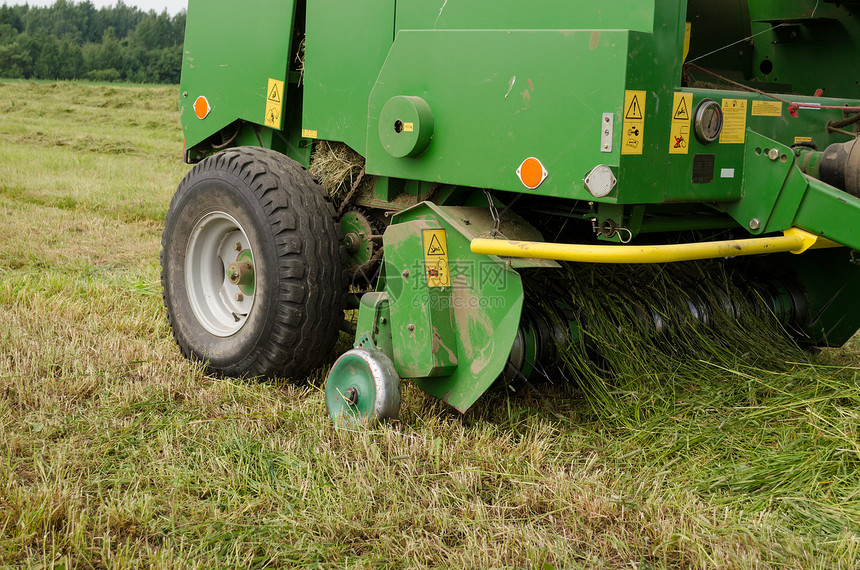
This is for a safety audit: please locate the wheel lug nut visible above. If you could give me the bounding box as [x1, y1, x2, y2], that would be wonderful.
[235, 293, 244, 302]
[234, 242, 242, 251]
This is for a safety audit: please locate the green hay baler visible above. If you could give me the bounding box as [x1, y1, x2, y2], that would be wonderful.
[162, 0, 860, 425]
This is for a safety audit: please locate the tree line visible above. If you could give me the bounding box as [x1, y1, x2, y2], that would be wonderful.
[0, 1, 185, 84]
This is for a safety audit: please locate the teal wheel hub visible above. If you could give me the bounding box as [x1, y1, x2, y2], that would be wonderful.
[326, 348, 401, 427]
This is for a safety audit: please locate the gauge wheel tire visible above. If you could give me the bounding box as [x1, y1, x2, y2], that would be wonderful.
[161, 146, 346, 379]
[326, 348, 401, 428]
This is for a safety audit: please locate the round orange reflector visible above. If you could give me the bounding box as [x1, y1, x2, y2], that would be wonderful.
[516, 157, 547, 189]
[194, 96, 211, 119]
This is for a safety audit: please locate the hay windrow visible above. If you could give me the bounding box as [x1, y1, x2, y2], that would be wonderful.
[308, 140, 366, 201]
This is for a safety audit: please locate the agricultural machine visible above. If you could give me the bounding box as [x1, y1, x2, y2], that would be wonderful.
[162, 0, 860, 425]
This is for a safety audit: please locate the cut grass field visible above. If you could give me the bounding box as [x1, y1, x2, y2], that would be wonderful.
[1, 81, 859, 568]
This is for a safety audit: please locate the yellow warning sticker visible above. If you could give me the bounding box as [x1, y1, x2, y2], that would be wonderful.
[621, 90, 646, 155]
[264, 78, 285, 129]
[403, 122, 414, 133]
[751, 100, 782, 117]
[794, 136, 814, 144]
[301, 129, 318, 139]
[669, 92, 693, 155]
[720, 99, 748, 144]
[423, 229, 450, 288]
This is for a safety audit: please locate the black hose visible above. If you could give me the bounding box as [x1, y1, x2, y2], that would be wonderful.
[791, 140, 818, 151]
[828, 112, 860, 130]
[211, 122, 242, 150]
[827, 126, 858, 138]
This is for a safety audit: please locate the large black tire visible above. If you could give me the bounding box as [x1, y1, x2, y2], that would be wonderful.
[161, 147, 346, 378]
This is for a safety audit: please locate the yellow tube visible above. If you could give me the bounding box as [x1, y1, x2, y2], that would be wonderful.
[470, 228, 839, 264]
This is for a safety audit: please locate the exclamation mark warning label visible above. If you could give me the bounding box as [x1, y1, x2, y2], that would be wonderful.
[621, 90, 646, 155]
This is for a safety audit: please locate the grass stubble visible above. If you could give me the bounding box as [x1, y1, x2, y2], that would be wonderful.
[0, 80, 858, 568]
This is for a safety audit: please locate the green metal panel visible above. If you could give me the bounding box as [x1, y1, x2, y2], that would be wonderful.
[647, 87, 860, 205]
[767, 249, 860, 346]
[359, 203, 526, 412]
[395, 0, 655, 33]
[180, 0, 296, 151]
[722, 131, 860, 252]
[367, 2, 697, 205]
[661, 97, 746, 204]
[747, 0, 860, 98]
[664, 89, 858, 202]
[356, 292, 394, 358]
[384, 220, 459, 378]
[725, 132, 806, 235]
[301, 0, 395, 155]
[365, 29, 631, 198]
[683, 1, 860, 98]
[614, 1, 687, 204]
[794, 178, 860, 251]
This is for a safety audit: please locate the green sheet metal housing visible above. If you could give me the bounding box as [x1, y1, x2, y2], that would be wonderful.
[181, 0, 860, 207]
[179, 0, 297, 152]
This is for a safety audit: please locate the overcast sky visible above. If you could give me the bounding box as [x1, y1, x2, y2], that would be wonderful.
[3, 0, 186, 15]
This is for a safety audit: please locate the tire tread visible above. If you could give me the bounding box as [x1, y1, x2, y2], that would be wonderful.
[161, 147, 347, 379]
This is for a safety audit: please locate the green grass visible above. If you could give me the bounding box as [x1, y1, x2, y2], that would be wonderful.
[1, 80, 860, 568]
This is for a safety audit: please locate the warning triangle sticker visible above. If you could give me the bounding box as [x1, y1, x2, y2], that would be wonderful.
[673, 97, 690, 120]
[625, 95, 643, 120]
[426, 234, 445, 255]
[268, 84, 281, 103]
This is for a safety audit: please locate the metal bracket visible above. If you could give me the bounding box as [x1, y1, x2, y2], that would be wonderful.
[601, 113, 614, 153]
[354, 332, 377, 351]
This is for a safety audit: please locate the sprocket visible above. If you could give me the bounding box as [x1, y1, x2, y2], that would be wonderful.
[339, 206, 386, 284]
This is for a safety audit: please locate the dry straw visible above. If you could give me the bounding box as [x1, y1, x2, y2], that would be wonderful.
[308, 140, 366, 201]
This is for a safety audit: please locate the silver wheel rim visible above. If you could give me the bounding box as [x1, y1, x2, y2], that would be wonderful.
[185, 211, 256, 337]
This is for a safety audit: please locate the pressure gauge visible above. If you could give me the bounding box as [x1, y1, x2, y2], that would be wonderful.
[694, 99, 723, 144]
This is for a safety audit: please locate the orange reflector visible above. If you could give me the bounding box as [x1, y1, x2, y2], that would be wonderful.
[516, 157, 547, 189]
[194, 96, 211, 119]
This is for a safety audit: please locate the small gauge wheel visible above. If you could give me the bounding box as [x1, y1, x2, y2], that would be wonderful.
[326, 348, 401, 428]
[694, 99, 724, 144]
